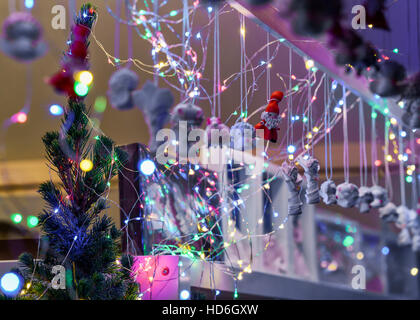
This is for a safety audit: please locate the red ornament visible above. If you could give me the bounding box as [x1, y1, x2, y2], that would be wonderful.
[72, 24, 91, 41]
[254, 91, 284, 143]
[48, 70, 75, 97]
[161, 267, 169, 276]
[70, 40, 88, 60]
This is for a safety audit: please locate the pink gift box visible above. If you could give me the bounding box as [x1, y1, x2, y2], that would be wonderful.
[131, 255, 180, 300]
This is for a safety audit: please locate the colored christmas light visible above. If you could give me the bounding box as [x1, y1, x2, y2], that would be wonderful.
[27, 216, 39, 228]
[180, 290, 190, 300]
[80, 159, 93, 172]
[24, 0, 34, 9]
[342, 235, 354, 247]
[49, 104, 64, 116]
[74, 82, 89, 97]
[139, 159, 156, 176]
[94, 96, 107, 113]
[0, 273, 22, 296]
[11, 213, 23, 224]
[75, 70, 94, 86]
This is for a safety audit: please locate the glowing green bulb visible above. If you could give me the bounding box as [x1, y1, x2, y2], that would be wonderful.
[406, 176, 413, 183]
[169, 10, 177, 16]
[27, 216, 39, 228]
[342, 235, 354, 247]
[371, 112, 378, 119]
[11, 213, 23, 224]
[94, 96, 107, 113]
[393, 48, 399, 54]
[74, 82, 89, 97]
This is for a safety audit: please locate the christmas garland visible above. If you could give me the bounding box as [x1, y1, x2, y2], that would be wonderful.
[210, 0, 419, 129]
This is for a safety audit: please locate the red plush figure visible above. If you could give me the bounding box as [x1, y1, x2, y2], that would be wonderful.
[255, 91, 284, 143]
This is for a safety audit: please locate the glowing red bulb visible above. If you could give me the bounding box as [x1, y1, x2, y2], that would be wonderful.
[12, 112, 27, 124]
[374, 160, 382, 167]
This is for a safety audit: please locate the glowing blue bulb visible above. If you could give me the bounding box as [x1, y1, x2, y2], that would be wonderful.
[207, 7, 213, 13]
[180, 289, 190, 300]
[331, 81, 337, 90]
[400, 131, 407, 137]
[339, 100, 344, 106]
[139, 159, 156, 176]
[287, 145, 296, 154]
[24, 0, 34, 9]
[196, 33, 201, 39]
[49, 104, 63, 116]
[381, 246, 389, 255]
[215, 290, 220, 296]
[0, 273, 21, 295]
[273, 212, 279, 218]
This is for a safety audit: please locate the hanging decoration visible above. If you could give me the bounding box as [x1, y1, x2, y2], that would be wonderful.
[356, 99, 373, 213]
[230, 122, 255, 151]
[0, 11, 47, 62]
[320, 77, 337, 205]
[108, 68, 140, 110]
[280, 161, 303, 216]
[320, 180, 337, 205]
[297, 156, 320, 204]
[370, 185, 389, 209]
[358, 187, 374, 214]
[254, 91, 283, 143]
[133, 81, 174, 152]
[378, 202, 398, 223]
[171, 103, 205, 154]
[336, 86, 359, 208]
[336, 183, 359, 208]
[206, 117, 230, 148]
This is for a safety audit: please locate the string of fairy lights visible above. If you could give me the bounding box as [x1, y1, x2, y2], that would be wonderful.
[1, 0, 419, 300]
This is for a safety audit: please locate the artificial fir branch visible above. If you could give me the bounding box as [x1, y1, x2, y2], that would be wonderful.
[13, 4, 138, 300]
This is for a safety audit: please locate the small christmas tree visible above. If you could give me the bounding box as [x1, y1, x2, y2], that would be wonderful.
[15, 4, 138, 300]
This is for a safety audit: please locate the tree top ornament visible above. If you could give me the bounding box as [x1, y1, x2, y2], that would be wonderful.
[48, 4, 97, 99]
